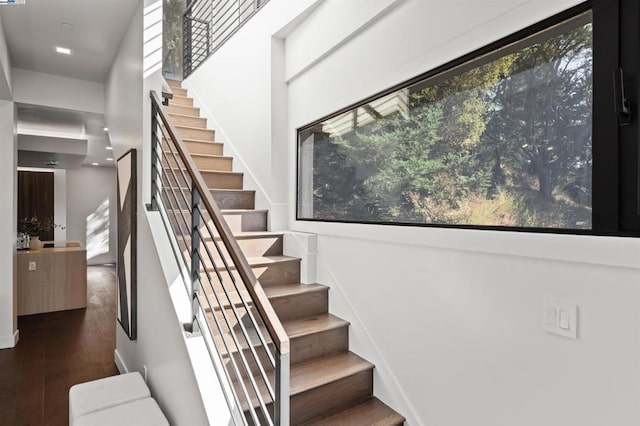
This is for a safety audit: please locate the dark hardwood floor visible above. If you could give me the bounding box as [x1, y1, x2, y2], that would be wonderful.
[0, 265, 120, 426]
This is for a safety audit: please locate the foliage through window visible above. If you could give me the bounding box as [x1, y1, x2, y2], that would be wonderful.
[298, 11, 593, 230]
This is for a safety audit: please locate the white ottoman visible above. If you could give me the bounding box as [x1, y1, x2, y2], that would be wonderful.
[69, 372, 151, 424]
[75, 397, 169, 426]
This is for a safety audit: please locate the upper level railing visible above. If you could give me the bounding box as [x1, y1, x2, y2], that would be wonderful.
[183, 0, 270, 77]
[150, 91, 290, 425]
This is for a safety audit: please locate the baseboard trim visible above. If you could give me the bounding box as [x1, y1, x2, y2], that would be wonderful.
[0, 329, 19, 349]
[114, 349, 129, 374]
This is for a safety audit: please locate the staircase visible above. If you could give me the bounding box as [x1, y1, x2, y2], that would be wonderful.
[164, 79, 405, 426]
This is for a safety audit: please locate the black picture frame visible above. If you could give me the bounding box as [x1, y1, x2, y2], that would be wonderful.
[116, 149, 137, 340]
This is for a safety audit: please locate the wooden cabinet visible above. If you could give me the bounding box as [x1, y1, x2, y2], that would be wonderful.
[17, 243, 87, 316]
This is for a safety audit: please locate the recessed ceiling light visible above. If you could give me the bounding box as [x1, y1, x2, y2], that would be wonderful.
[103, 127, 109, 131]
[106, 146, 113, 150]
[56, 46, 71, 55]
[60, 22, 74, 30]
[106, 158, 113, 161]
[92, 162, 99, 166]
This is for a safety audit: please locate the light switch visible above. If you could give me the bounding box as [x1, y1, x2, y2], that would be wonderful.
[28, 261, 36, 271]
[559, 310, 570, 330]
[542, 299, 578, 339]
[545, 307, 557, 326]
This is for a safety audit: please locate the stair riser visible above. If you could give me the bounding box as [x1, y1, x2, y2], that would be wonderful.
[202, 172, 244, 190]
[220, 324, 347, 377]
[269, 289, 328, 322]
[207, 235, 283, 262]
[171, 87, 188, 97]
[169, 114, 207, 128]
[242, 370, 372, 425]
[178, 234, 283, 260]
[199, 258, 301, 288]
[162, 155, 232, 172]
[166, 79, 182, 88]
[176, 126, 215, 141]
[170, 96, 193, 107]
[223, 211, 267, 233]
[194, 155, 233, 171]
[292, 370, 373, 424]
[211, 190, 255, 210]
[184, 141, 223, 156]
[166, 105, 200, 117]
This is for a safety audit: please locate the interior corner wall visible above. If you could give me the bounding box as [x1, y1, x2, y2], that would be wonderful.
[104, 0, 209, 424]
[66, 166, 116, 265]
[0, 100, 17, 348]
[0, 13, 12, 100]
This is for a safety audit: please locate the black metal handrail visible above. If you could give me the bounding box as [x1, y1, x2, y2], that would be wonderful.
[150, 91, 289, 425]
[183, 0, 270, 78]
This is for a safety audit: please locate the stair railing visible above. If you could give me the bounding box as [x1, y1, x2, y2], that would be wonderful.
[150, 91, 290, 425]
[183, 0, 270, 78]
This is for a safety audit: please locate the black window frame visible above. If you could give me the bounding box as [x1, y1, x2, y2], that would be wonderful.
[296, 0, 640, 237]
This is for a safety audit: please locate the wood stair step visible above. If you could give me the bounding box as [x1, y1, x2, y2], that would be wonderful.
[183, 139, 224, 156]
[238, 352, 374, 425]
[201, 170, 244, 189]
[177, 231, 282, 258]
[197, 255, 301, 287]
[210, 189, 255, 210]
[306, 397, 406, 426]
[162, 153, 233, 172]
[166, 104, 200, 117]
[211, 312, 349, 376]
[169, 95, 193, 107]
[171, 87, 188, 97]
[221, 209, 268, 233]
[266, 283, 329, 322]
[174, 125, 215, 141]
[167, 113, 207, 128]
[165, 78, 182, 88]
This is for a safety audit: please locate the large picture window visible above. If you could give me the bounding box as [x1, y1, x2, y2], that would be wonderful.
[298, 10, 596, 231]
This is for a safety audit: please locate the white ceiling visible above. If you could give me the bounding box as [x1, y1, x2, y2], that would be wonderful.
[0, 0, 139, 83]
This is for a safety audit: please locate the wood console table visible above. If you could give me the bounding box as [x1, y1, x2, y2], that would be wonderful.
[17, 241, 87, 316]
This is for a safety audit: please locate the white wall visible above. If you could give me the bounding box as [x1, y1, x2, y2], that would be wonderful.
[0, 13, 12, 100]
[66, 166, 116, 265]
[0, 100, 17, 349]
[183, 0, 320, 230]
[12, 68, 104, 114]
[186, 0, 640, 424]
[104, 1, 213, 424]
[53, 169, 67, 241]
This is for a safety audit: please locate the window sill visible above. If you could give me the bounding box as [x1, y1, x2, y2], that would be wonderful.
[292, 220, 640, 270]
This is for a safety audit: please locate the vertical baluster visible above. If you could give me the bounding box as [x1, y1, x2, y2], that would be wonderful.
[150, 103, 159, 211]
[275, 350, 290, 426]
[185, 187, 202, 333]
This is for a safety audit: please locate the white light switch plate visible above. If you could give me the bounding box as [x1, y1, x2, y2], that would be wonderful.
[542, 299, 578, 339]
[28, 261, 36, 271]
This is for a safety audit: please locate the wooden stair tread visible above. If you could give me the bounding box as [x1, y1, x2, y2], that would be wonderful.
[183, 138, 222, 145]
[238, 351, 372, 406]
[283, 313, 347, 339]
[307, 397, 405, 426]
[163, 152, 231, 161]
[263, 282, 328, 299]
[197, 169, 243, 176]
[167, 112, 205, 120]
[174, 124, 212, 131]
[221, 209, 268, 214]
[210, 313, 347, 356]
